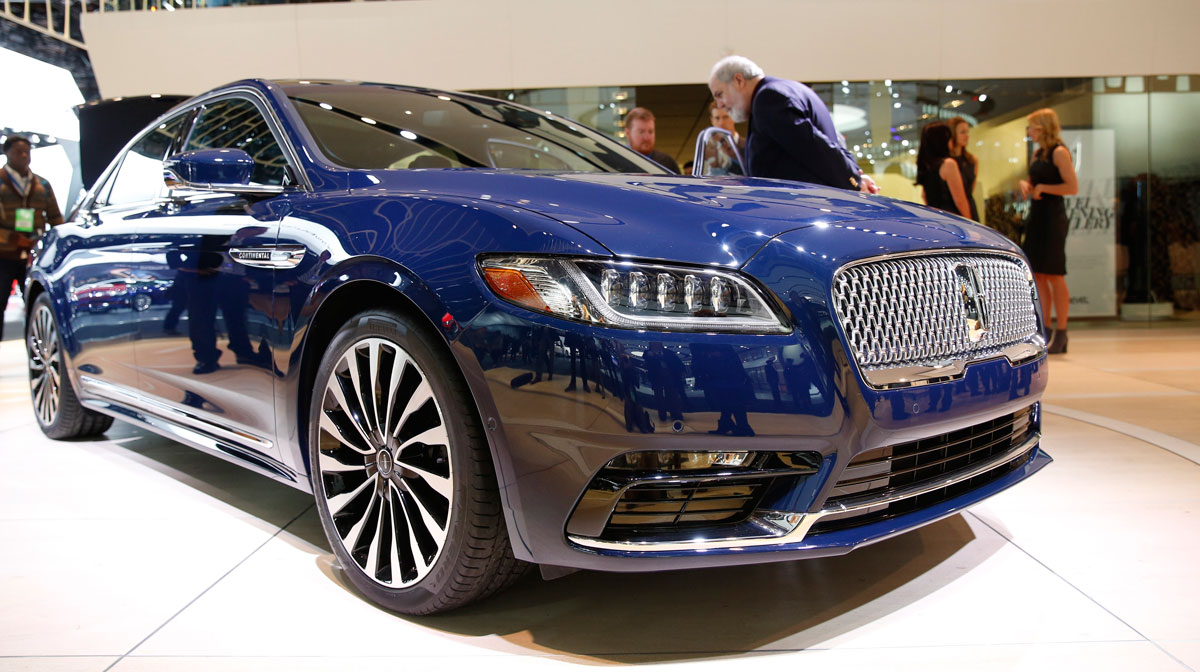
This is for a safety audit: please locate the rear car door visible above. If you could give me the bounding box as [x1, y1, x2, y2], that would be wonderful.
[61, 114, 189, 394]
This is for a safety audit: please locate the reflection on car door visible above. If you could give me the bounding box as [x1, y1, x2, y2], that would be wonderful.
[63, 115, 189, 393]
[131, 96, 289, 462]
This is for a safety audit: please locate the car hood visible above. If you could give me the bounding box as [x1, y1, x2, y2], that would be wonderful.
[347, 170, 1006, 267]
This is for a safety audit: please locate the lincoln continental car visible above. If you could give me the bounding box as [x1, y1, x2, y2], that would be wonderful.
[25, 79, 1050, 614]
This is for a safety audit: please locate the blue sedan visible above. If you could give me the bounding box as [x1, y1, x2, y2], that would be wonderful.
[25, 79, 1051, 614]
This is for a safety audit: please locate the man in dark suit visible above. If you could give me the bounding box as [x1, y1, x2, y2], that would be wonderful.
[708, 55, 878, 194]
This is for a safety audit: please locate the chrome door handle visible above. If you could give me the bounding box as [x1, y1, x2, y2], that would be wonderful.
[230, 246, 305, 269]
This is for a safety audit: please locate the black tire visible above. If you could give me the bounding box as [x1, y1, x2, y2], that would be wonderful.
[26, 293, 114, 439]
[308, 309, 527, 614]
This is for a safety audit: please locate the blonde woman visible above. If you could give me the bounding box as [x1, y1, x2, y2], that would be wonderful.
[1019, 108, 1078, 354]
[947, 116, 979, 221]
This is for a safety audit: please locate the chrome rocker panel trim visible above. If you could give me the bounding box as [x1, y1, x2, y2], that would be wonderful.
[567, 431, 1040, 553]
[78, 377, 302, 488]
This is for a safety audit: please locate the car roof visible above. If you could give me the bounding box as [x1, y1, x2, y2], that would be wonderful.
[272, 79, 470, 102]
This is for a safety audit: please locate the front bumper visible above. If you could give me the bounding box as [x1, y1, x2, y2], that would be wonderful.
[452, 300, 1049, 572]
[563, 446, 1051, 570]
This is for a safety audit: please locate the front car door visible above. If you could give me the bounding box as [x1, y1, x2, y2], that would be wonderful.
[131, 95, 295, 465]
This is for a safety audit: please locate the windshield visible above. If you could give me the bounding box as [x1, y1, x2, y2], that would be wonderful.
[283, 83, 667, 174]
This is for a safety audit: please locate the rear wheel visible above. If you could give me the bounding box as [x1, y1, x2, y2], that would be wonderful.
[308, 310, 527, 614]
[27, 294, 113, 439]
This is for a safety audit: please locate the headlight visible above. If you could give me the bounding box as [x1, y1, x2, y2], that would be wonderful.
[479, 256, 790, 334]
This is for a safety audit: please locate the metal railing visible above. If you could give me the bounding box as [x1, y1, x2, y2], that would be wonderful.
[1, 0, 85, 48]
[92, 0, 356, 11]
[1, 0, 358, 48]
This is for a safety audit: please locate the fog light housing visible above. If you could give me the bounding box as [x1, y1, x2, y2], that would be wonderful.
[606, 451, 755, 471]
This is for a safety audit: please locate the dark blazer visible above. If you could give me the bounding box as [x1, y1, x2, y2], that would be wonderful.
[744, 76, 861, 190]
[643, 149, 680, 175]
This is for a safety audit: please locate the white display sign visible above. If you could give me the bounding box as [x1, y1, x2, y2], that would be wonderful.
[1061, 129, 1117, 317]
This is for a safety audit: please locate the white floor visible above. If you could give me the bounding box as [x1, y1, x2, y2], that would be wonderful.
[1, 313, 1198, 671]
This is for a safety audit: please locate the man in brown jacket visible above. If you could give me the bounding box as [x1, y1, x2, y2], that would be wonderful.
[1, 135, 63, 342]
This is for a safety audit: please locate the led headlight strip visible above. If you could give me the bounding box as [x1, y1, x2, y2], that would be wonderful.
[479, 256, 789, 334]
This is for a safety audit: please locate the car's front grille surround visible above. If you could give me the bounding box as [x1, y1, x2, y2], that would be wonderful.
[567, 451, 824, 544]
[812, 405, 1037, 533]
[831, 252, 1039, 375]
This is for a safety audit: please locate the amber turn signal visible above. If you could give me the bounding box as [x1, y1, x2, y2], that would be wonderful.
[482, 267, 551, 312]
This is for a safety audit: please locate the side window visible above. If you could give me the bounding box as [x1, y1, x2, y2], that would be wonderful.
[185, 98, 288, 186]
[104, 114, 189, 208]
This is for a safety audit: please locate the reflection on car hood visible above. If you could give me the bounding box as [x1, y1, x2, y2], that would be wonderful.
[349, 170, 997, 267]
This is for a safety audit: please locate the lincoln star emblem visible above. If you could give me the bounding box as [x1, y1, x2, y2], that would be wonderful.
[377, 450, 393, 476]
[954, 264, 989, 343]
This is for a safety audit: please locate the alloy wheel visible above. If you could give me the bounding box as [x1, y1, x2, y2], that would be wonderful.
[316, 337, 453, 588]
[28, 304, 61, 427]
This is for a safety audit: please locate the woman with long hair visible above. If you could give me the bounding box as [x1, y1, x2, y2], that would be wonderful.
[946, 116, 979, 221]
[1019, 108, 1078, 354]
[915, 122, 971, 219]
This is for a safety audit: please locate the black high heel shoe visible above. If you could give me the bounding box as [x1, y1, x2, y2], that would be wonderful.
[1048, 328, 1068, 354]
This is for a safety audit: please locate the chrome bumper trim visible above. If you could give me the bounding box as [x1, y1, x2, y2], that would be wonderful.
[861, 340, 1046, 389]
[567, 431, 1040, 553]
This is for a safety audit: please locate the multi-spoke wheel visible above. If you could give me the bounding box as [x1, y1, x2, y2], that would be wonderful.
[26, 294, 113, 439]
[309, 310, 527, 614]
[28, 300, 61, 427]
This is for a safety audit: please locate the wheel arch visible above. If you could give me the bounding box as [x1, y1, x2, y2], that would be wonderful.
[23, 278, 45, 317]
[293, 263, 451, 474]
[291, 258, 530, 558]
[23, 271, 80, 371]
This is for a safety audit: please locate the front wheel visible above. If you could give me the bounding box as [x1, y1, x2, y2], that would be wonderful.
[308, 310, 527, 614]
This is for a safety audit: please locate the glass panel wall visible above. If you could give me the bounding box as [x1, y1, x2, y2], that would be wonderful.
[474, 76, 1198, 326]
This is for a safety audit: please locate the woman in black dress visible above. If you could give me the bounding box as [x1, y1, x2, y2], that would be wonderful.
[916, 122, 972, 219]
[947, 116, 979, 221]
[1019, 108, 1078, 354]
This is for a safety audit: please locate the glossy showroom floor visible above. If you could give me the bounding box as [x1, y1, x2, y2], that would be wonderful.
[2, 298, 1199, 672]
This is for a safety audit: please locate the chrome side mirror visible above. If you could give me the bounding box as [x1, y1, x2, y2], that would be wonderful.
[692, 127, 745, 178]
[164, 148, 286, 196]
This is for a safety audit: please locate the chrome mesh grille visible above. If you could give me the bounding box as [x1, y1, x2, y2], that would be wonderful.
[831, 253, 1038, 371]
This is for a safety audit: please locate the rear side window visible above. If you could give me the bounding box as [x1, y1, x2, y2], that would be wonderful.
[103, 114, 188, 208]
[185, 98, 288, 186]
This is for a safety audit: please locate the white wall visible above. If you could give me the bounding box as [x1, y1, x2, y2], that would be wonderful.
[83, 0, 1200, 99]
